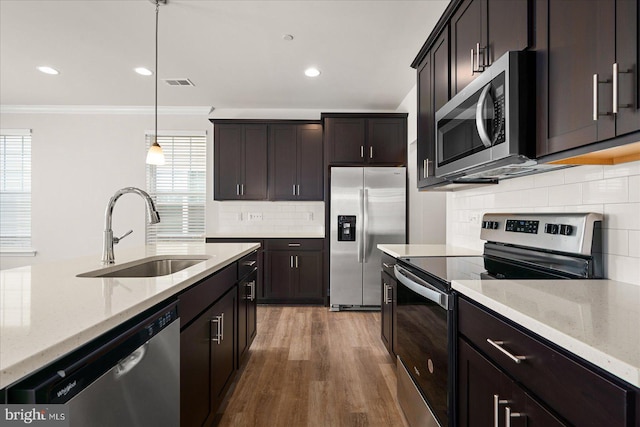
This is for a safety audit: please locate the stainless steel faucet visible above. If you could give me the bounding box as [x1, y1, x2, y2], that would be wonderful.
[102, 187, 161, 264]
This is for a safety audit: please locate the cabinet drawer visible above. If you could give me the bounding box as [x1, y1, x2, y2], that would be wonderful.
[380, 253, 397, 277]
[264, 238, 323, 251]
[458, 298, 630, 427]
[179, 264, 236, 327]
[238, 250, 258, 280]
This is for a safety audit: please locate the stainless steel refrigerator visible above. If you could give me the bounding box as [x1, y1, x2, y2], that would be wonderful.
[329, 167, 406, 310]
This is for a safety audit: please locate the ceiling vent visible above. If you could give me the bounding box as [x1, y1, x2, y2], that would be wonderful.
[163, 78, 195, 86]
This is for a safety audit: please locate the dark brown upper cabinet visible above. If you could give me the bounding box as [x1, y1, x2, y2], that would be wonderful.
[417, 29, 450, 189]
[537, 0, 640, 158]
[269, 123, 323, 201]
[214, 123, 268, 200]
[451, 0, 530, 95]
[322, 113, 407, 166]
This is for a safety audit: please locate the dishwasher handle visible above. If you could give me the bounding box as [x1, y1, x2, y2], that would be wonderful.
[114, 342, 149, 379]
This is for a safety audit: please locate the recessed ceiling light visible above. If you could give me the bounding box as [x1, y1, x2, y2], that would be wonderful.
[135, 67, 153, 76]
[305, 67, 321, 77]
[37, 66, 59, 75]
[283, 34, 294, 41]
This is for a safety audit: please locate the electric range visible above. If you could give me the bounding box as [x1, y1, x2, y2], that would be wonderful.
[393, 212, 604, 427]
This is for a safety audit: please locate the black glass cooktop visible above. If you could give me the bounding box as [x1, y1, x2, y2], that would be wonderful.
[399, 256, 488, 286]
[399, 254, 574, 290]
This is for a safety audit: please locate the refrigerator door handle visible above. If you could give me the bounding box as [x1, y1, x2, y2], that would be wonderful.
[357, 189, 364, 263]
[363, 188, 369, 263]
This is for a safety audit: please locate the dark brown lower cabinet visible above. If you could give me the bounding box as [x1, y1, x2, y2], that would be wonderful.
[263, 239, 324, 303]
[458, 339, 565, 427]
[458, 297, 633, 427]
[237, 269, 257, 365]
[181, 286, 237, 427]
[380, 271, 396, 358]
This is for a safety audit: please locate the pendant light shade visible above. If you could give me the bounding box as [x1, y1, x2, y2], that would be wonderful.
[146, 139, 165, 165]
[145, 0, 166, 165]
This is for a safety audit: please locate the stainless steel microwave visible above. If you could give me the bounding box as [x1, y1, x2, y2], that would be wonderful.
[435, 51, 547, 181]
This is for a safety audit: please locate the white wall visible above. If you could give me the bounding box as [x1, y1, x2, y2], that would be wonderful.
[396, 86, 447, 244]
[0, 111, 211, 269]
[446, 161, 640, 286]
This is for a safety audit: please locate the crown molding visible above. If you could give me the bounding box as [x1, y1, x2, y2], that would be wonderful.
[0, 105, 213, 115]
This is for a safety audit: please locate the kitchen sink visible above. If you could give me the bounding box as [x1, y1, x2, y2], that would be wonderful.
[77, 255, 210, 278]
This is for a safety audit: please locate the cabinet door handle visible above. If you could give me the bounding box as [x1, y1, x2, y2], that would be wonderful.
[241, 184, 244, 196]
[470, 48, 475, 75]
[613, 62, 633, 114]
[382, 262, 395, 268]
[211, 314, 223, 344]
[296, 184, 300, 196]
[360, 145, 364, 158]
[369, 146, 373, 159]
[486, 339, 526, 364]
[384, 284, 392, 304]
[295, 255, 299, 268]
[493, 395, 509, 427]
[505, 407, 524, 427]
[236, 184, 240, 196]
[593, 73, 613, 120]
[471, 43, 486, 74]
[593, 73, 599, 121]
[246, 280, 255, 301]
[293, 184, 296, 196]
[423, 159, 429, 179]
[290, 255, 294, 268]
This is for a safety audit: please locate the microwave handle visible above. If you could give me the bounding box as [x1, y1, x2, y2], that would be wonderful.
[475, 83, 494, 148]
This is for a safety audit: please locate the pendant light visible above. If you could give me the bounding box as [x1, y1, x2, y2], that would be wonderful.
[146, 0, 166, 165]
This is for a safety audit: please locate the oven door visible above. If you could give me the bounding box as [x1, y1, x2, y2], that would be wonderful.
[394, 265, 454, 427]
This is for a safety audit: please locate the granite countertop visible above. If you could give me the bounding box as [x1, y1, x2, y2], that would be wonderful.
[377, 244, 482, 258]
[0, 242, 259, 389]
[452, 279, 640, 388]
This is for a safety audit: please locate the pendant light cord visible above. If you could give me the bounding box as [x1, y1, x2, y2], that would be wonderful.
[154, 0, 159, 146]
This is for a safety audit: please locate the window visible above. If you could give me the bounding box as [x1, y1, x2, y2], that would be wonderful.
[146, 131, 206, 243]
[0, 129, 32, 253]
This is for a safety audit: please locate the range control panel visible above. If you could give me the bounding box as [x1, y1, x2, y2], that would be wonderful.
[479, 212, 603, 256]
[505, 219, 539, 234]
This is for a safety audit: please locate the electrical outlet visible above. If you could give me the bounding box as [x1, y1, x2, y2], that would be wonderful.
[247, 212, 263, 221]
[306, 212, 314, 221]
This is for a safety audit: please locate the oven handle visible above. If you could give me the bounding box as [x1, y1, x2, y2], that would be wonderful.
[394, 265, 452, 310]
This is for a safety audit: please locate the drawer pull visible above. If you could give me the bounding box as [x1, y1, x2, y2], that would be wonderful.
[382, 262, 395, 268]
[486, 339, 526, 364]
[242, 260, 257, 267]
[288, 243, 301, 247]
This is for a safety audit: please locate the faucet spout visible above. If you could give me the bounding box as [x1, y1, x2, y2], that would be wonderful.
[102, 187, 160, 264]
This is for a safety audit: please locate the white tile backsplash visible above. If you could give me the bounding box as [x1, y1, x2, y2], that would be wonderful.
[582, 177, 629, 204]
[446, 160, 640, 286]
[210, 201, 325, 236]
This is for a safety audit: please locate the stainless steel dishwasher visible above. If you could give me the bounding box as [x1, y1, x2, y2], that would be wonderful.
[8, 301, 180, 426]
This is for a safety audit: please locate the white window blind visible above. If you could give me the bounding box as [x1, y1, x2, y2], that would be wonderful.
[0, 130, 32, 251]
[145, 132, 206, 243]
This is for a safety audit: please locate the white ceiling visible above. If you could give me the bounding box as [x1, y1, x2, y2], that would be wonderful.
[0, 0, 449, 111]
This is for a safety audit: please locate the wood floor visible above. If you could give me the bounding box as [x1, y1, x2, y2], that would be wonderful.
[218, 306, 409, 427]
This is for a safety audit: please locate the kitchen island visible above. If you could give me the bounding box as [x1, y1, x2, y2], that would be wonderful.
[0, 242, 259, 390]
